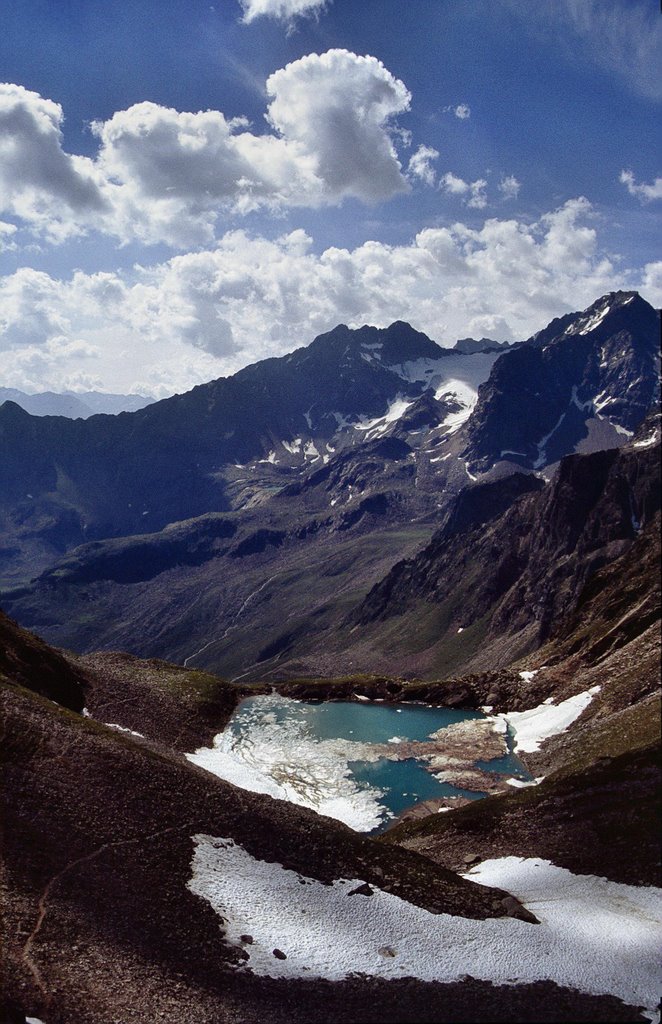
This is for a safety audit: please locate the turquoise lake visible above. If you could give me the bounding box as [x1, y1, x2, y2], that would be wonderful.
[223, 696, 531, 833]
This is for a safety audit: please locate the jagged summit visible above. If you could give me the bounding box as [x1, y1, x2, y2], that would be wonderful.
[528, 291, 651, 348]
[453, 337, 511, 355]
[301, 319, 445, 366]
[462, 290, 660, 471]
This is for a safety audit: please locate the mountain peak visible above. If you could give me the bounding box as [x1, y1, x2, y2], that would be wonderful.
[527, 290, 656, 351]
[453, 337, 511, 355]
[562, 290, 642, 337]
[306, 320, 443, 365]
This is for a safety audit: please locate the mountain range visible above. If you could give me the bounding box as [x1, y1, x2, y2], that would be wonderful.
[0, 388, 154, 419]
[1, 290, 658, 683]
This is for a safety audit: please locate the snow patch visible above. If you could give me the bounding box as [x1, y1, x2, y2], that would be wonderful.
[634, 432, 659, 449]
[518, 670, 539, 682]
[593, 390, 612, 412]
[105, 722, 145, 738]
[495, 686, 600, 753]
[187, 838, 662, 1021]
[533, 411, 566, 469]
[576, 305, 611, 334]
[354, 396, 413, 437]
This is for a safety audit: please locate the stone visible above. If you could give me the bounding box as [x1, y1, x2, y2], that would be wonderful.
[348, 882, 373, 896]
[501, 895, 540, 924]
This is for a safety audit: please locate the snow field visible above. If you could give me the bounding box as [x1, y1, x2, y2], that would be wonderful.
[495, 686, 600, 753]
[188, 837, 662, 1021]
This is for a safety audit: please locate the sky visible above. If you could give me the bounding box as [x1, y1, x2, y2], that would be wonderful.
[0, 0, 660, 397]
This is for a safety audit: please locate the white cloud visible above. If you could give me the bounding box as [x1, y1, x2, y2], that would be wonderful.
[0, 53, 411, 247]
[440, 172, 469, 196]
[407, 145, 439, 187]
[265, 50, 410, 203]
[619, 169, 662, 204]
[0, 221, 17, 252]
[466, 179, 487, 209]
[239, 0, 328, 24]
[498, 174, 521, 200]
[441, 173, 487, 208]
[640, 260, 662, 306]
[444, 103, 471, 119]
[2, 199, 646, 396]
[0, 83, 107, 242]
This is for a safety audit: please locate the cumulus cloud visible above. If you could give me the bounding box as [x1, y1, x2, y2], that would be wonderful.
[3, 198, 648, 395]
[0, 269, 101, 391]
[265, 50, 410, 202]
[498, 175, 521, 200]
[0, 83, 107, 242]
[0, 53, 410, 247]
[239, 0, 329, 24]
[619, 169, 662, 203]
[440, 172, 487, 208]
[407, 145, 439, 187]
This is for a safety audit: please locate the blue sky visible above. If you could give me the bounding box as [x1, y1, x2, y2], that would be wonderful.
[0, 0, 660, 396]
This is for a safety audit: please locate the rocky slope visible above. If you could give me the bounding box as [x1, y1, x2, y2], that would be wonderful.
[347, 431, 661, 676]
[380, 507, 661, 890]
[4, 431, 659, 684]
[0, 320, 474, 584]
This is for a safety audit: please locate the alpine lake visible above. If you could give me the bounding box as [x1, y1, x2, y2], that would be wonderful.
[206, 694, 532, 833]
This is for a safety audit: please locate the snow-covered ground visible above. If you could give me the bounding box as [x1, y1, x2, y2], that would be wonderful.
[494, 686, 600, 754]
[188, 836, 662, 1021]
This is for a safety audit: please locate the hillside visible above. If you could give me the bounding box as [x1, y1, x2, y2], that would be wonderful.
[5, 610, 647, 1024]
